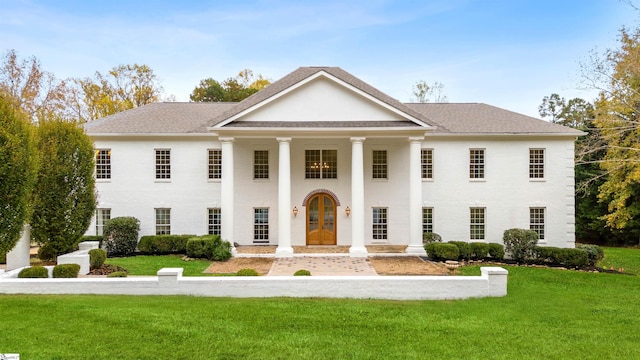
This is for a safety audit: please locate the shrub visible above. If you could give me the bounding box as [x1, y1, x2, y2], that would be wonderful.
[137, 234, 194, 254]
[533, 246, 590, 269]
[488, 243, 505, 260]
[53, 264, 80, 278]
[578, 244, 605, 266]
[533, 246, 555, 264]
[107, 271, 128, 278]
[236, 268, 259, 276]
[470, 242, 490, 260]
[294, 269, 311, 276]
[0, 251, 6, 264]
[186, 235, 232, 261]
[103, 217, 140, 256]
[422, 232, 442, 245]
[503, 228, 539, 262]
[89, 248, 107, 270]
[37, 244, 58, 261]
[448, 241, 472, 260]
[18, 266, 48, 278]
[425, 243, 459, 261]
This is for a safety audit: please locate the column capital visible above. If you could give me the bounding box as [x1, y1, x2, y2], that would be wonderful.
[219, 137, 235, 143]
[350, 137, 366, 143]
[408, 136, 424, 143]
[276, 137, 292, 143]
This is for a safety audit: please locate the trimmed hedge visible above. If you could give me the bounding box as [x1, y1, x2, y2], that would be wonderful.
[294, 269, 311, 276]
[137, 234, 195, 254]
[18, 266, 48, 278]
[0, 251, 5, 264]
[488, 243, 505, 260]
[425, 243, 459, 261]
[53, 263, 80, 278]
[533, 246, 589, 269]
[236, 268, 259, 276]
[448, 241, 472, 260]
[470, 242, 490, 259]
[503, 228, 539, 262]
[89, 248, 107, 270]
[186, 235, 232, 261]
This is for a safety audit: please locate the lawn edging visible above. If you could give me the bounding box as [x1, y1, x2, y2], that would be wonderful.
[0, 266, 507, 300]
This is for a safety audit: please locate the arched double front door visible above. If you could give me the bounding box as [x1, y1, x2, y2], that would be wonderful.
[306, 193, 337, 245]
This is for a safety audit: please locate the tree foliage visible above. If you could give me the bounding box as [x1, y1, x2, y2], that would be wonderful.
[0, 94, 38, 253]
[411, 80, 447, 103]
[0, 49, 72, 122]
[589, 27, 640, 234]
[190, 69, 270, 102]
[31, 120, 96, 259]
[71, 64, 163, 122]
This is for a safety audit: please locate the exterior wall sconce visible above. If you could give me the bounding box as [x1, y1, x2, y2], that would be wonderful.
[292, 206, 299, 217]
[345, 206, 351, 217]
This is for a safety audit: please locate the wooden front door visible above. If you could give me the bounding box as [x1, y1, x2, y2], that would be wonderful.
[306, 193, 337, 245]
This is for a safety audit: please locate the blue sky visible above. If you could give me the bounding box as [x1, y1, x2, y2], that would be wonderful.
[1, 0, 637, 117]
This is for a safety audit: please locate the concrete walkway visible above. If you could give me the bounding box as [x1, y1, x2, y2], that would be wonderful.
[268, 256, 378, 276]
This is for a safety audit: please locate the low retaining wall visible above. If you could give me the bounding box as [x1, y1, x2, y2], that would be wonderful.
[0, 267, 508, 300]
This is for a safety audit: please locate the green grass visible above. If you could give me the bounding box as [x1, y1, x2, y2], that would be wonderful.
[1, 247, 638, 359]
[106, 255, 213, 276]
[597, 246, 640, 274]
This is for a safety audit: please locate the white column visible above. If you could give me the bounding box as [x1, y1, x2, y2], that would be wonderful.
[406, 136, 427, 255]
[6, 224, 31, 271]
[220, 137, 236, 254]
[275, 137, 294, 257]
[350, 137, 368, 257]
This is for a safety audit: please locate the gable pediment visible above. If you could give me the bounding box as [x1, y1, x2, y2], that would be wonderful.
[213, 70, 430, 128]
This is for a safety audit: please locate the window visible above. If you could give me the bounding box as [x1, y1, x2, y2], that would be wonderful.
[254, 150, 269, 179]
[305, 149, 337, 179]
[470, 207, 485, 240]
[155, 208, 171, 235]
[208, 149, 221, 179]
[529, 148, 545, 179]
[421, 149, 433, 179]
[530, 207, 545, 240]
[422, 207, 433, 234]
[95, 149, 111, 179]
[208, 208, 221, 235]
[96, 208, 111, 236]
[372, 150, 388, 179]
[469, 149, 485, 179]
[372, 207, 388, 240]
[254, 208, 269, 243]
[155, 149, 171, 179]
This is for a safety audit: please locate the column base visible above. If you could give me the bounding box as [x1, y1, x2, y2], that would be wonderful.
[405, 244, 427, 255]
[275, 246, 294, 257]
[349, 246, 368, 258]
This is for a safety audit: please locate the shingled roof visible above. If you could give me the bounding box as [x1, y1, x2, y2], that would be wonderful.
[84, 102, 234, 134]
[84, 66, 583, 137]
[405, 103, 583, 135]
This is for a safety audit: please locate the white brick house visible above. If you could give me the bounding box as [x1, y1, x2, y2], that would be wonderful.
[84, 66, 583, 256]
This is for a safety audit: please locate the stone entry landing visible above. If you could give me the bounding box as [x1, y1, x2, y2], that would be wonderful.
[236, 245, 407, 255]
[267, 256, 377, 276]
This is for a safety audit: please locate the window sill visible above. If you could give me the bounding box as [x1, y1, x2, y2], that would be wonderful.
[207, 179, 222, 183]
[371, 178, 388, 182]
[155, 179, 172, 183]
[253, 179, 271, 182]
[529, 178, 546, 182]
[96, 179, 111, 183]
[469, 179, 486, 182]
[422, 178, 434, 182]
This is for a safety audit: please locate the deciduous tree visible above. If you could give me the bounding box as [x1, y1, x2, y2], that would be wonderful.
[190, 69, 270, 102]
[411, 80, 447, 103]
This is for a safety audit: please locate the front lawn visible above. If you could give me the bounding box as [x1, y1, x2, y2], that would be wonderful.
[1, 247, 639, 359]
[105, 255, 213, 276]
